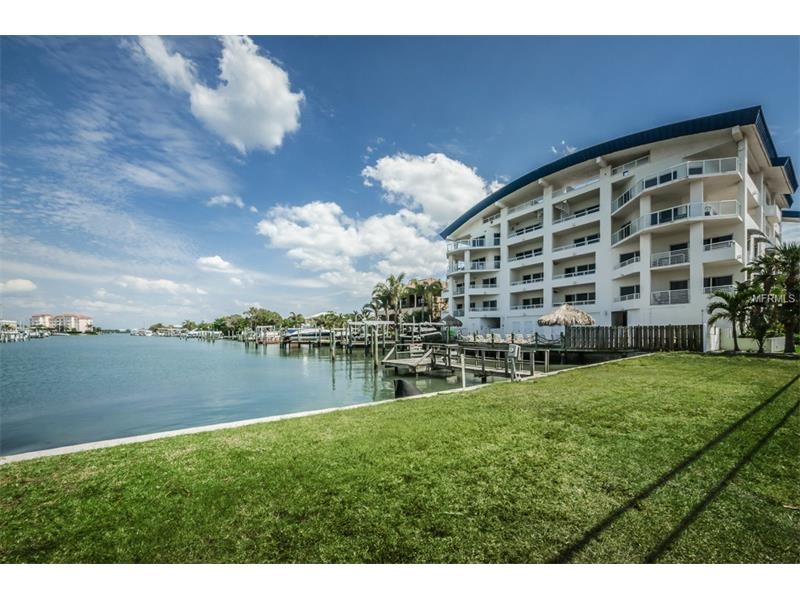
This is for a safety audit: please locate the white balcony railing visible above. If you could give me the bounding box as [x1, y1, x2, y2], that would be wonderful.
[614, 255, 641, 270]
[447, 237, 500, 252]
[508, 223, 543, 239]
[614, 293, 641, 302]
[611, 155, 650, 176]
[469, 260, 502, 271]
[452, 309, 465, 317]
[552, 176, 600, 199]
[453, 286, 465, 296]
[612, 199, 741, 245]
[510, 303, 544, 310]
[552, 268, 596, 280]
[650, 249, 689, 268]
[552, 205, 600, 225]
[704, 285, 735, 295]
[482, 212, 501, 224]
[510, 274, 545, 286]
[764, 204, 780, 220]
[508, 249, 543, 263]
[553, 300, 596, 307]
[469, 284, 498, 290]
[651, 289, 690, 305]
[553, 237, 600, 253]
[447, 263, 465, 274]
[472, 306, 499, 313]
[613, 157, 739, 213]
[507, 196, 544, 216]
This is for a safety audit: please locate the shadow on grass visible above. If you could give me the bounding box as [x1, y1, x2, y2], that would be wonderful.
[550, 373, 800, 564]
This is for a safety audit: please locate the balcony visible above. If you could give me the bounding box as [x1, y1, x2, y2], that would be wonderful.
[552, 268, 596, 281]
[452, 286, 465, 296]
[468, 260, 501, 272]
[507, 196, 544, 217]
[611, 155, 650, 177]
[704, 285, 735, 295]
[552, 205, 601, 227]
[764, 203, 780, 221]
[614, 254, 641, 270]
[703, 240, 743, 265]
[447, 237, 500, 253]
[510, 303, 544, 311]
[552, 237, 600, 254]
[468, 284, 498, 295]
[510, 273, 544, 285]
[552, 176, 600, 199]
[447, 263, 465, 274]
[507, 222, 543, 244]
[651, 289, 689, 305]
[613, 292, 641, 302]
[508, 249, 543, 267]
[471, 306, 499, 314]
[611, 199, 741, 245]
[613, 157, 740, 213]
[452, 309, 465, 317]
[553, 300, 595, 307]
[482, 212, 501, 224]
[650, 249, 689, 268]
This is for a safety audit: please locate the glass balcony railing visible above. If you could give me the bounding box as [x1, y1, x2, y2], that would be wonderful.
[650, 249, 689, 268]
[613, 292, 641, 302]
[552, 268, 596, 280]
[613, 157, 739, 213]
[614, 255, 641, 270]
[612, 199, 741, 245]
[507, 196, 544, 216]
[651, 289, 689, 305]
[552, 205, 600, 225]
[553, 237, 600, 253]
[510, 303, 544, 310]
[447, 237, 500, 252]
[510, 274, 545, 286]
[508, 249, 543, 263]
[508, 223, 543, 239]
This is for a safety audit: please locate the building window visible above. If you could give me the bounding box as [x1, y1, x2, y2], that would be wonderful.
[620, 284, 640, 296]
[703, 234, 733, 245]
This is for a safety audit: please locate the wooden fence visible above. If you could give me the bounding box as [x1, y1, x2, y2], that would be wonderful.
[564, 325, 704, 352]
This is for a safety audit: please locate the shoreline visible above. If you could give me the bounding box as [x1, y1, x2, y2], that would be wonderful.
[0, 352, 653, 465]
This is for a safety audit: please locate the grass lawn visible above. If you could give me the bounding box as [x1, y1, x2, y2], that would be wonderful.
[1, 353, 798, 563]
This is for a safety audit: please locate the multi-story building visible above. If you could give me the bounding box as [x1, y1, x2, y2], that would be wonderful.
[30, 314, 53, 328]
[441, 107, 796, 333]
[51, 313, 94, 333]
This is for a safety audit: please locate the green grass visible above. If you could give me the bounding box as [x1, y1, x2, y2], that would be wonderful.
[1, 353, 798, 563]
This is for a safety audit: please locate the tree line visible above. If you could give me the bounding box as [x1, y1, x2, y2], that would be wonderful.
[148, 274, 446, 335]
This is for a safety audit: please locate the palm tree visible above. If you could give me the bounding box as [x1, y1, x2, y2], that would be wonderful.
[371, 283, 391, 321]
[774, 242, 800, 353]
[407, 278, 444, 321]
[385, 273, 408, 324]
[707, 283, 753, 352]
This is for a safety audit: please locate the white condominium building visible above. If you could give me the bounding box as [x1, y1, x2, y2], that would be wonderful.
[441, 107, 797, 333]
[30, 314, 53, 328]
[51, 313, 94, 333]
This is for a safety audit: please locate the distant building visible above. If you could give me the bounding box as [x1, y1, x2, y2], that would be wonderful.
[1, 319, 18, 331]
[51, 314, 94, 333]
[30, 314, 53, 328]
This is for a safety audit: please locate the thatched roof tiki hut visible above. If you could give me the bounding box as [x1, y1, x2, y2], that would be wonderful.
[537, 304, 596, 327]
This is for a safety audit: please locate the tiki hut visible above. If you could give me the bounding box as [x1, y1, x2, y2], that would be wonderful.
[537, 303, 596, 327]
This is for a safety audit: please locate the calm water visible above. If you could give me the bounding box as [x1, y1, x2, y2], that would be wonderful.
[0, 334, 467, 456]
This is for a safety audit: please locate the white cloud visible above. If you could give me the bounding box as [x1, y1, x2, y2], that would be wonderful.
[249, 206, 258, 213]
[256, 201, 447, 296]
[361, 152, 501, 229]
[783, 222, 800, 243]
[136, 36, 196, 92]
[229, 277, 243, 286]
[207, 194, 245, 209]
[196, 255, 241, 273]
[552, 140, 577, 156]
[0, 278, 37, 294]
[137, 36, 304, 154]
[116, 275, 205, 296]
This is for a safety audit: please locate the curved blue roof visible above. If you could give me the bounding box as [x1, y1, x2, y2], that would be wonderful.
[440, 106, 797, 238]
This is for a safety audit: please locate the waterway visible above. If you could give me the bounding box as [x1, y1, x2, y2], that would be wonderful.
[0, 334, 474, 456]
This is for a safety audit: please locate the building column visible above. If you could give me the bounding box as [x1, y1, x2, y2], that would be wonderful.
[540, 183, 554, 310]
[639, 195, 652, 319]
[596, 165, 613, 325]
[689, 180, 705, 314]
[498, 207, 510, 317]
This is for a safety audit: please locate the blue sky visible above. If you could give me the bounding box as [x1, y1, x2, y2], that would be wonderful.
[1, 35, 798, 328]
